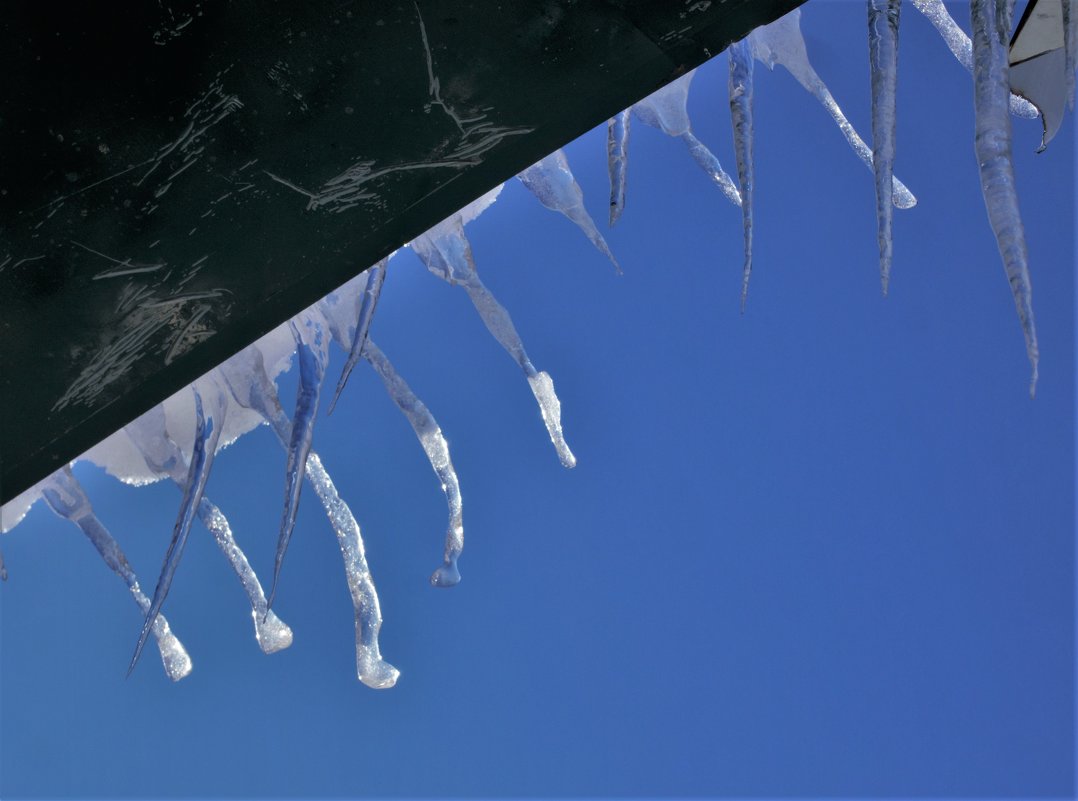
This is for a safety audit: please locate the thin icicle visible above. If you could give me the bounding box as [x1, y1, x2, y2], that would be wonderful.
[518, 149, 621, 273]
[41, 466, 192, 681]
[607, 109, 630, 225]
[219, 346, 398, 688]
[868, 0, 902, 294]
[972, 0, 1039, 395]
[412, 214, 577, 468]
[125, 407, 292, 653]
[268, 316, 329, 610]
[1065, 0, 1077, 109]
[633, 71, 742, 207]
[328, 259, 387, 415]
[129, 384, 225, 675]
[728, 39, 755, 311]
[749, 9, 917, 209]
[910, 0, 1039, 117]
[0, 547, 7, 580]
[363, 339, 464, 587]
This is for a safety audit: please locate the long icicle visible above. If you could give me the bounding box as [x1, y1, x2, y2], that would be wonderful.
[749, 9, 917, 209]
[971, 0, 1039, 396]
[328, 259, 388, 415]
[868, 0, 902, 294]
[219, 346, 398, 688]
[412, 215, 577, 468]
[124, 407, 292, 653]
[728, 38, 755, 311]
[518, 149, 621, 273]
[41, 466, 192, 681]
[363, 339, 464, 587]
[1064, 0, 1077, 110]
[910, 0, 1040, 118]
[607, 109, 630, 225]
[128, 384, 224, 675]
[268, 316, 329, 611]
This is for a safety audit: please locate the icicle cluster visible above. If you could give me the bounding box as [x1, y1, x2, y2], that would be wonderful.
[2, 0, 1072, 684]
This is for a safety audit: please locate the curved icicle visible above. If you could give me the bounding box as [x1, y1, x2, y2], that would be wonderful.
[518, 149, 621, 273]
[749, 9, 917, 209]
[633, 71, 742, 207]
[971, 0, 1039, 396]
[412, 214, 577, 468]
[124, 406, 292, 653]
[129, 384, 225, 675]
[868, 0, 902, 294]
[910, 0, 1040, 118]
[364, 339, 464, 587]
[607, 109, 631, 226]
[728, 39, 755, 311]
[268, 317, 329, 611]
[219, 346, 398, 688]
[41, 466, 192, 681]
[328, 259, 388, 415]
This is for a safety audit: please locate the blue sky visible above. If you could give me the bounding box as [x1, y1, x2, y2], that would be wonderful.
[1, 3, 1074, 798]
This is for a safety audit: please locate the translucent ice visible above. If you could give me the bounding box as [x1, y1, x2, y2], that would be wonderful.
[972, 0, 1039, 395]
[868, 0, 901, 293]
[518, 149, 621, 272]
[750, 8, 917, 209]
[728, 39, 756, 310]
[41, 466, 193, 681]
[607, 109, 631, 226]
[328, 259, 387, 415]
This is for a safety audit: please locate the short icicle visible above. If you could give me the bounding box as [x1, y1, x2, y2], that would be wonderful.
[728, 38, 755, 310]
[328, 259, 388, 415]
[364, 339, 464, 587]
[868, 0, 902, 294]
[607, 109, 630, 225]
[219, 345, 398, 688]
[518, 149, 621, 273]
[412, 213, 577, 468]
[41, 466, 192, 681]
[971, 0, 1039, 395]
[749, 9, 917, 209]
[124, 405, 292, 653]
[129, 384, 225, 676]
[268, 316, 329, 611]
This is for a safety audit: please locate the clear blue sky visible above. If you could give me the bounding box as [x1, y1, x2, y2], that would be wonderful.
[1, 3, 1074, 798]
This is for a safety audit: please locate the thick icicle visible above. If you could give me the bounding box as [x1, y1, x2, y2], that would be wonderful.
[868, 0, 902, 294]
[363, 339, 464, 587]
[268, 316, 329, 611]
[125, 407, 292, 653]
[749, 9, 917, 209]
[972, 0, 1039, 395]
[633, 71, 742, 207]
[128, 384, 225, 675]
[607, 109, 630, 225]
[910, 0, 1039, 117]
[219, 346, 398, 688]
[328, 260, 387, 415]
[728, 39, 755, 310]
[518, 149, 621, 273]
[412, 214, 577, 468]
[41, 466, 192, 681]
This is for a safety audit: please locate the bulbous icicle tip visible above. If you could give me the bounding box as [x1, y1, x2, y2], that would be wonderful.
[254, 609, 294, 654]
[431, 557, 461, 587]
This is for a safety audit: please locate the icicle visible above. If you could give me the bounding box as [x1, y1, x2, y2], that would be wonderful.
[268, 316, 329, 611]
[0, 547, 8, 581]
[972, 0, 1039, 395]
[868, 0, 902, 294]
[41, 466, 192, 681]
[607, 109, 630, 225]
[219, 345, 398, 688]
[328, 260, 388, 415]
[363, 339, 464, 587]
[910, 0, 1039, 117]
[1065, 0, 1077, 109]
[633, 71, 742, 207]
[129, 384, 225, 675]
[412, 214, 577, 468]
[518, 149, 621, 273]
[749, 9, 917, 209]
[728, 39, 755, 311]
[124, 406, 292, 653]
